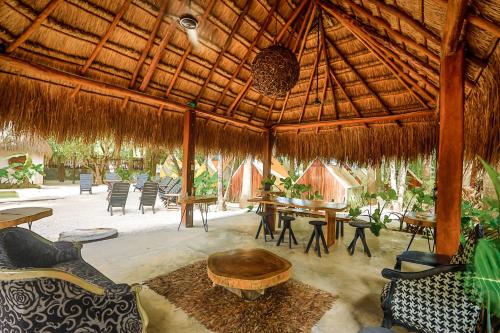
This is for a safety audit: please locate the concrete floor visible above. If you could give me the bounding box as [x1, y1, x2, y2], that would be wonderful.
[80, 212, 425, 333]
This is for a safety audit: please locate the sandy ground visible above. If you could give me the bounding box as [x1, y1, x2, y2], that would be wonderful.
[0, 184, 423, 332]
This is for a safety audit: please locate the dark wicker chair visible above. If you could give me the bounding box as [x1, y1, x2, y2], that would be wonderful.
[133, 173, 149, 192]
[0, 227, 147, 333]
[395, 224, 483, 270]
[107, 182, 130, 216]
[139, 181, 158, 214]
[79, 173, 93, 194]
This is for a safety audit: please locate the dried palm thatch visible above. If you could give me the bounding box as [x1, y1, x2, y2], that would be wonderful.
[465, 47, 500, 166]
[0, 130, 51, 156]
[146, 260, 336, 333]
[0, 0, 498, 164]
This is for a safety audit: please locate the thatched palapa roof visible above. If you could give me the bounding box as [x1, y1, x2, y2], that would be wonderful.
[0, 0, 498, 164]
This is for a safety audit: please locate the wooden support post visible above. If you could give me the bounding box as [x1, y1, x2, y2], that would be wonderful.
[262, 130, 276, 231]
[181, 110, 196, 227]
[436, 44, 465, 255]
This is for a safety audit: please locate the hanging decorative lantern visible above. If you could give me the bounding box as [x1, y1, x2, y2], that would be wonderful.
[251, 44, 300, 97]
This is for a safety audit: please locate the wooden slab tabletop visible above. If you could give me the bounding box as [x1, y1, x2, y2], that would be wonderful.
[249, 196, 347, 212]
[0, 207, 53, 228]
[405, 212, 436, 228]
[207, 248, 292, 291]
[178, 195, 217, 204]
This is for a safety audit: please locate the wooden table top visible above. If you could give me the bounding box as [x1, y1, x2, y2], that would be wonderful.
[404, 212, 436, 228]
[248, 196, 347, 212]
[178, 195, 217, 204]
[0, 207, 53, 228]
[207, 248, 292, 291]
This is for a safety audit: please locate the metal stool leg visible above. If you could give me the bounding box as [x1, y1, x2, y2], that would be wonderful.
[255, 220, 263, 239]
[359, 229, 371, 257]
[290, 227, 298, 245]
[319, 228, 329, 254]
[276, 226, 286, 246]
[305, 230, 315, 253]
[315, 228, 321, 257]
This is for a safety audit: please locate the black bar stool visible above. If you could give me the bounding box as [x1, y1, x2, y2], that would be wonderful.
[347, 219, 372, 257]
[255, 211, 274, 242]
[335, 212, 351, 239]
[305, 220, 329, 257]
[276, 215, 298, 248]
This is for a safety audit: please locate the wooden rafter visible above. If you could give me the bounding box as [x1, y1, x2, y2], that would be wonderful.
[273, 110, 435, 130]
[248, 95, 264, 122]
[227, 79, 252, 116]
[324, 33, 391, 115]
[320, 1, 434, 109]
[342, 0, 440, 63]
[275, 0, 309, 42]
[329, 68, 363, 118]
[227, 0, 311, 118]
[139, 21, 177, 92]
[316, 71, 329, 125]
[266, 96, 278, 124]
[277, 3, 317, 123]
[364, 0, 440, 44]
[0, 54, 266, 132]
[129, 0, 169, 89]
[196, 0, 251, 103]
[71, 0, 133, 97]
[164, 0, 216, 97]
[299, 42, 323, 123]
[213, 0, 280, 113]
[6, 0, 65, 53]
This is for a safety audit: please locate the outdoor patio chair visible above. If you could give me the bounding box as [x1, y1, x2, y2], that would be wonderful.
[79, 173, 93, 194]
[379, 264, 481, 333]
[158, 176, 173, 189]
[394, 224, 483, 270]
[104, 171, 121, 181]
[107, 182, 130, 216]
[159, 179, 181, 208]
[139, 181, 158, 214]
[133, 173, 149, 192]
[0, 227, 147, 333]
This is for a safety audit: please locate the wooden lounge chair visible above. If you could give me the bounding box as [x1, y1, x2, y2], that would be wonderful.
[158, 179, 181, 208]
[133, 173, 149, 192]
[104, 172, 122, 192]
[158, 177, 173, 190]
[107, 182, 130, 216]
[139, 181, 158, 214]
[79, 173, 93, 194]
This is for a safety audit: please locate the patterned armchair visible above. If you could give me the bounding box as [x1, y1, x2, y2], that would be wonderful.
[380, 225, 484, 333]
[0, 227, 147, 333]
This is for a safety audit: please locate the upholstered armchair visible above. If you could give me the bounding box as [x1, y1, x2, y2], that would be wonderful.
[0, 227, 147, 333]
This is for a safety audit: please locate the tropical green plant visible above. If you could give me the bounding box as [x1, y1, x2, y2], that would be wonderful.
[261, 175, 279, 191]
[463, 157, 499, 333]
[280, 174, 311, 198]
[306, 190, 323, 200]
[0, 166, 9, 184]
[404, 187, 435, 213]
[116, 166, 134, 181]
[349, 189, 398, 236]
[194, 170, 218, 196]
[9, 156, 44, 185]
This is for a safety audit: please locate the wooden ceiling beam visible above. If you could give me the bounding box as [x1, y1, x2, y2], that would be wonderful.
[227, 79, 253, 116]
[275, 0, 309, 42]
[213, 0, 280, 113]
[324, 33, 391, 115]
[299, 42, 323, 123]
[338, 0, 439, 63]
[226, 0, 311, 118]
[6, 0, 65, 53]
[277, 3, 317, 123]
[248, 95, 264, 122]
[266, 96, 278, 124]
[436, 0, 500, 38]
[196, 0, 251, 103]
[329, 68, 363, 118]
[364, 0, 440, 44]
[0, 54, 266, 132]
[70, 0, 133, 97]
[273, 110, 435, 131]
[441, 0, 469, 55]
[164, 0, 216, 97]
[320, 1, 434, 109]
[129, 0, 169, 89]
[317, 72, 329, 123]
[139, 21, 176, 92]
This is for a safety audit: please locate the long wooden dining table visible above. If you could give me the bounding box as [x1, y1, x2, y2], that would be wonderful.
[248, 196, 347, 247]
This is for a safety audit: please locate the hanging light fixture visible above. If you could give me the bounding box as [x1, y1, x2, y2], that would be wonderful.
[313, 12, 322, 106]
[251, 7, 300, 97]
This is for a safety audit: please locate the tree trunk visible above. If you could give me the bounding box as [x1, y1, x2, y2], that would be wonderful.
[240, 157, 253, 208]
[389, 160, 397, 193]
[396, 163, 408, 212]
[223, 158, 238, 202]
[217, 154, 226, 211]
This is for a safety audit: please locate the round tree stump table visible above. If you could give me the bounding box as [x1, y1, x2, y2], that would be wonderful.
[207, 248, 292, 300]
